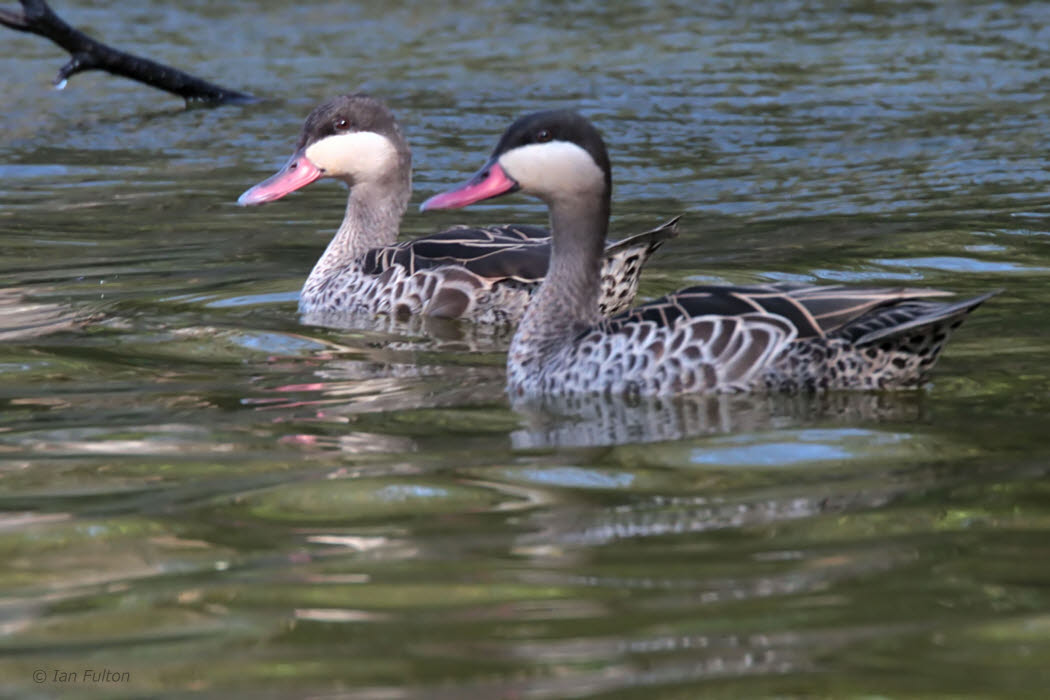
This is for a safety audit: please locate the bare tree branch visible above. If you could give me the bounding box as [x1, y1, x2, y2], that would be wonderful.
[1, 0, 257, 105]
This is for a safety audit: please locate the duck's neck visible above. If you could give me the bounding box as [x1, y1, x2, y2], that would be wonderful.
[511, 193, 609, 358]
[309, 180, 409, 277]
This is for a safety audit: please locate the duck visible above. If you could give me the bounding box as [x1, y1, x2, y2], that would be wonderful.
[236, 94, 678, 325]
[421, 109, 996, 397]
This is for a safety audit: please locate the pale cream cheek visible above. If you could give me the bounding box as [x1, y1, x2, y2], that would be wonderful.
[498, 142, 605, 198]
[304, 132, 398, 181]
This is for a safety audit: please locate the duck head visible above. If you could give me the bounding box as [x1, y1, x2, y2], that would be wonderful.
[238, 94, 410, 206]
[420, 109, 611, 211]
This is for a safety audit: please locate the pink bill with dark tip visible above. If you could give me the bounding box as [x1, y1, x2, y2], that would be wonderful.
[420, 161, 519, 211]
[237, 151, 324, 206]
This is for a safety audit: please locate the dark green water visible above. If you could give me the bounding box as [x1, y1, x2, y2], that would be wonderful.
[2, 2, 1049, 697]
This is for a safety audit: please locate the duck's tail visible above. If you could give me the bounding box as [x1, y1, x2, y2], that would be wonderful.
[598, 216, 681, 316]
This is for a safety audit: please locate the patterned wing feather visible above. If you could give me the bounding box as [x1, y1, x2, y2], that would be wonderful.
[605, 284, 960, 340]
[361, 225, 552, 282]
[563, 312, 796, 395]
[363, 218, 678, 302]
[718, 315, 796, 386]
[849, 290, 998, 345]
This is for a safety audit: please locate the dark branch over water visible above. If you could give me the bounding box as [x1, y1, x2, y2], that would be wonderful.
[0, 0, 257, 105]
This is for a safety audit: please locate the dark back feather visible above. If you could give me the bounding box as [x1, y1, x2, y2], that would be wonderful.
[601, 284, 959, 340]
[360, 224, 553, 282]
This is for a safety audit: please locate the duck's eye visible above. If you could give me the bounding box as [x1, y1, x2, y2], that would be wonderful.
[535, 128, 553, 143]
[335, 118, 352, 131]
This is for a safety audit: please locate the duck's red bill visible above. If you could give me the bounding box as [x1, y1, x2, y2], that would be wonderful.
[420, 161, 519, 211]
[237, 151, 323, 206]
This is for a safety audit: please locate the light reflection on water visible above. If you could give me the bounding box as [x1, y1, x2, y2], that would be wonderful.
[1, 0, 1050, 697]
